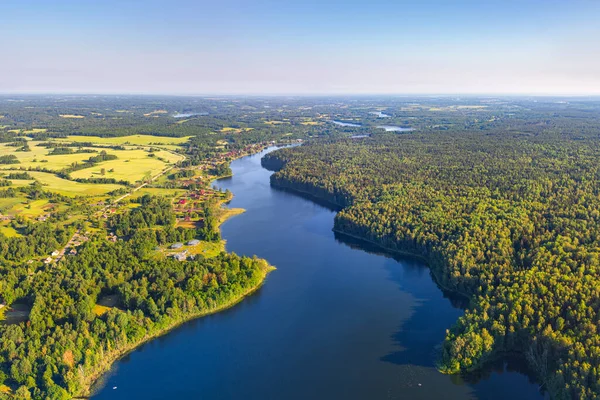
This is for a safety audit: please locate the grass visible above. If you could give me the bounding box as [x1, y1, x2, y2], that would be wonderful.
[10, 199, 52, 219]
[93, 304, 112, 316]
[188, 240, 225, 258]
[58, 134, 191, 146]
[0, 196, 27, 212]
[5, 170, 124, 196]
[0, 223, 21, 237]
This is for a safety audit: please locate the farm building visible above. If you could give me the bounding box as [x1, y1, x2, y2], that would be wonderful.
[171, 243, 184, 249]
[187, 239, 200, 246]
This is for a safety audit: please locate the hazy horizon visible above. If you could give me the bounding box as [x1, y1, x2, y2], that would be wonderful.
[2, 0, 599, 95]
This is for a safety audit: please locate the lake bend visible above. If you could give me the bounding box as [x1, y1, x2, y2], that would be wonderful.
[91, 147, 546, 400]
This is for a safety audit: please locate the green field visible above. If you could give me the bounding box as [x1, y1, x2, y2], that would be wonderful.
[0, 142, 182, 174]
[69, 149, 181, 183]
[8, 199, 52, 219]
[57, 134, 191, 146]
[0, 142, 99, 170]
[0, 222, 21, 237]
[5, 170, 124, 196]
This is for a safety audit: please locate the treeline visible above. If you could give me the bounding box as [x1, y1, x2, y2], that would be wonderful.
[263, 131, 600, 399]
[0, 155, 19, 165]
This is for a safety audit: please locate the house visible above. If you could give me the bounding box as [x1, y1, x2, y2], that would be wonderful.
[171, 243, 184, 249]
[69, 249, 78, 255]
[187, 239, 200, 246]
[51, 250, 60, 257]
[179, 199, 187, 205]
[44, 257, 53, 264]
[171, 249, 189, 261]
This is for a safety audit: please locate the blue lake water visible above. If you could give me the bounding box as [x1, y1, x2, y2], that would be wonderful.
[376, 125, 414, 132]
[92, 147, 546, 400]
[331, 120, 361, 127]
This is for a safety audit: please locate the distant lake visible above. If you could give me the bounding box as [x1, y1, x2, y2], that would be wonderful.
[92, 147, 546, 400]
[370, 111, 391, 118]
[331, 120, 361, 127]
[351, 134, 370, 139]
[172, 112, 208, 118]
[376, 125, 414, 132]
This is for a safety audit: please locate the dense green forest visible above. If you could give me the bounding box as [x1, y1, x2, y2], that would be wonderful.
[263, 125, 600, 399]
[0, 193, 271, 399]
[3, 95, 600, 399]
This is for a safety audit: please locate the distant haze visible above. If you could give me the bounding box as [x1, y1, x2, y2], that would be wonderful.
[1, 0, 599, 95]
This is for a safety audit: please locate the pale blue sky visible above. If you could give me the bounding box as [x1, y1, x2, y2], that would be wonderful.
[1, 0, 599, 95]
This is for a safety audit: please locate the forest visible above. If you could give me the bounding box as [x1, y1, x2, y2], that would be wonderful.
[0, 191, 272, 399]
[3, 95, 600, 399]
[262, 120, 600, 399]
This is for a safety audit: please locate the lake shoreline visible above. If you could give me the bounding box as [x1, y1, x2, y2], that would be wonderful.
[78, 154, 278, 399]
[80, 263, 274, 398]
[266, 172, 550, 398]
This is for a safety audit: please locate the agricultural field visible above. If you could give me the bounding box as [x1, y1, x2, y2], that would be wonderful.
[69, 149, 181, 183]
[57, 134, 191, 146]
[0, 142, 101, 170]
[4, 170, 124, 196]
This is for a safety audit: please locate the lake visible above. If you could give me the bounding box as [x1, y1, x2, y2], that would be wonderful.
[92, 147, 545, 400]
[172, 112, 208, 118]
[331, 120, 361, 127]
[370, 111, 391, 118]
[376, 125, 414, 132]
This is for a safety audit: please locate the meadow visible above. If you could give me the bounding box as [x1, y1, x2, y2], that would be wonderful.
[57, 134, 191, 146]
[69, 149, 182, 183]
[4, 170, 124, 196]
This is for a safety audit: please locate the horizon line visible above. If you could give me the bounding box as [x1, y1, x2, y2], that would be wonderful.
[2, 92, 600, 98]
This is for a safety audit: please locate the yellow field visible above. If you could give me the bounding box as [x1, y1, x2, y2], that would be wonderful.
[5, 128, 47, 135]
[58, 134, 191, 146]
[69, 149, 181, 183]
[5, 170, 124, 196]
[0, 142, 103, 170]
[59, 114, 85, 119]
[9, 199, 52, 218]
[300, 121, 321, 125]
[0, 142, 182, 182]
[144, 110, 168, 117]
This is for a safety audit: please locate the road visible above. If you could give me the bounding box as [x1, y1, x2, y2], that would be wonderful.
[52, 150, 184, 264]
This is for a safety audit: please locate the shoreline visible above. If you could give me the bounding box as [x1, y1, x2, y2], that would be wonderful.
[81, 265, 274, 398]
[79, 150, 276, 398]
[267, 179, 550, 396]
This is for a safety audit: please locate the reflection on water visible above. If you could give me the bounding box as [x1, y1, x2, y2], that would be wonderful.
[92, 147, 546, 400]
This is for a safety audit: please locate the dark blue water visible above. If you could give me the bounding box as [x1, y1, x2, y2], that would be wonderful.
[92, 148, 546, 400]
